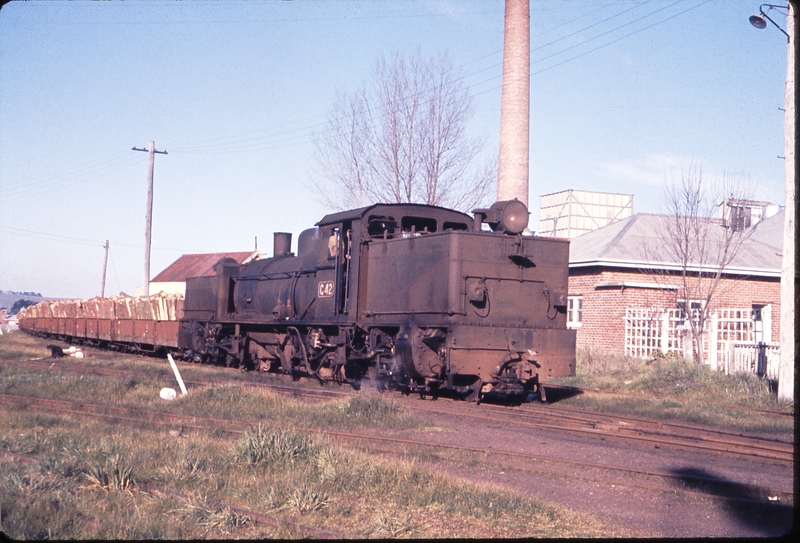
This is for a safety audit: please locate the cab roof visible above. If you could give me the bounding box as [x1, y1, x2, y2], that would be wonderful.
[316, 202, 473, 228]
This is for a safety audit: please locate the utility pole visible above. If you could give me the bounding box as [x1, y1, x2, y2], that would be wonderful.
[100, 240, 109, 298]
[778, 1, 796, 402]
[132, 141, 168, 297]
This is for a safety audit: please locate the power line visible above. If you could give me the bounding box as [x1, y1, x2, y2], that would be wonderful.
[15, 7, 501, 27]
[1, 153, 142, 202]
[0, 225, 106, 247]
[0, 224, 190, 252]
[167, 0, 708, 156]
[529, 0, 713, 78]
[1, 1, 711, 185]
[107, 245, 122, 296]
[467, 0, 690, 98]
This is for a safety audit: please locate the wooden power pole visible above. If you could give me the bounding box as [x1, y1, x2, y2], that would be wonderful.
[132, 141, 168, 297]
[101, 240, 109, 298]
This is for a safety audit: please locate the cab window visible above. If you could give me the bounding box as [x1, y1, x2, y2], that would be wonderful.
[401, 216, 437, 235]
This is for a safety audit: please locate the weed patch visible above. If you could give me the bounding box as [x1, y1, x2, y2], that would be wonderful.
[232, 425, 317, 466]
[550, 350, 793, 435]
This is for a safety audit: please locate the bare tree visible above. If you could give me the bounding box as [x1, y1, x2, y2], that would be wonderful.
[651, 166, 753, 365]
[310, 50, 495, 212]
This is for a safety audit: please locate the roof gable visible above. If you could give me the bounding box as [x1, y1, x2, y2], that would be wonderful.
[151, 252, 259, 282]
[569, 211, 783, 276]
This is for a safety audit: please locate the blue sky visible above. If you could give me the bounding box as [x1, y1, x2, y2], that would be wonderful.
[0, 0, 789, 299]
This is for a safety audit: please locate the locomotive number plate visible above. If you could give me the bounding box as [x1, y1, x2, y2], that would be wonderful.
[318, 280, 334, 298]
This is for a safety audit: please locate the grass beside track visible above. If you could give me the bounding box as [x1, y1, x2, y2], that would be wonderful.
[547, 349, 794, 437]
[0, 332, 626, 539]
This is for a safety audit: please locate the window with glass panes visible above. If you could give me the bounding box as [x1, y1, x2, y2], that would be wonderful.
[567, 296, 582, 328]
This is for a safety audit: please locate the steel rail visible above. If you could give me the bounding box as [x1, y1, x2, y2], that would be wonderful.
[4, 361, 794, 461]
[401, 400, 794, 463]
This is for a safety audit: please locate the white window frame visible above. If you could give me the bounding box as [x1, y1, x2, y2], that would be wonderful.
[677, 299, 705, 326]
[567, 296, 583, 329]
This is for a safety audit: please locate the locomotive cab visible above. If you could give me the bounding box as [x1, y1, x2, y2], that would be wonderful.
[357, 201, 575, 401]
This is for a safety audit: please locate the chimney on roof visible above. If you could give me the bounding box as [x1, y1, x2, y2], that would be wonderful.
[719, 198, 780, 231]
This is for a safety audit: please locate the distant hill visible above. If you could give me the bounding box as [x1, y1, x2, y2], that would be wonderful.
[0, 292, 62, 314]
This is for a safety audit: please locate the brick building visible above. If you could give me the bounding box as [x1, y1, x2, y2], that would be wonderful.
[566, 209, 783, 371]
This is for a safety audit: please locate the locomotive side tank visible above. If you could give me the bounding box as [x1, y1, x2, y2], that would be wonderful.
[179, 200, 576, 401]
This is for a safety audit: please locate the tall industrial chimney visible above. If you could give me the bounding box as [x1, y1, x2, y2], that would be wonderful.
[497, 0, 530, 208]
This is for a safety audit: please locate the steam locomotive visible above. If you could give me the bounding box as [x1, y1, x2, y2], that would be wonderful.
[20, 199, 576, 402]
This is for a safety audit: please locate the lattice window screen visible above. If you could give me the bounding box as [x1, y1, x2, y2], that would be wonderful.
[624, 308, 663, 358]
[624, 307, 757, 366]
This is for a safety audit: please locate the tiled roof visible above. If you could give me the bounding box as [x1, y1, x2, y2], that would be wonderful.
[569, 211, 783, 277]
[151, 252, 259, 282]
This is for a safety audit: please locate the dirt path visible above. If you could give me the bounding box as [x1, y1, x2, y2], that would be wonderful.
[396, 398, 794, 538]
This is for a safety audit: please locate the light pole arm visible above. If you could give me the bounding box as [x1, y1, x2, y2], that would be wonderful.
[759, 4, 791, 40]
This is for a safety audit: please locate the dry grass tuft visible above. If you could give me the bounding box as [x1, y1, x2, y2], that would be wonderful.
[286, 483, 331, 514]
[82, 453, 134, 492]
[369, 509, 414, 537]
[231, 424, 316, 466]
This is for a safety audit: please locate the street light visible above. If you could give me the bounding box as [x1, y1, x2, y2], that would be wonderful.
[749, 4, 790, 41]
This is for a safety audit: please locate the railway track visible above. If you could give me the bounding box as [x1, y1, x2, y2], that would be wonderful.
[3, 356, 793, 464]
[0, 390, 792, 506]
[400, 399, 793, 463]
[2, 357, 348, 401]
[511, 402, 791, 461]
[404, 406, 794, 463]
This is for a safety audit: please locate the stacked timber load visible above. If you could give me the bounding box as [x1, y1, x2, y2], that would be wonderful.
[17, 292, 184, 322]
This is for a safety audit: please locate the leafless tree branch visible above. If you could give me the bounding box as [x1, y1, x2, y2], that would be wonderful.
[309, 50, 495, 212]
[645, 165, 753, 364]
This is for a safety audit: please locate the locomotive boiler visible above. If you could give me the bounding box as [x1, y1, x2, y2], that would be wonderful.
[179, 200, 576, 401]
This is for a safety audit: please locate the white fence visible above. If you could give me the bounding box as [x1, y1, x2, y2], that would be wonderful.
[623, 306, 779, 379]
[726, 342, 781, 380]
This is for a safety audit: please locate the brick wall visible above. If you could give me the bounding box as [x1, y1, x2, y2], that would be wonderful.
[568, 266, 780, 355]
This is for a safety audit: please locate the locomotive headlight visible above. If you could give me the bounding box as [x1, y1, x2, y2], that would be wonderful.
[473, 199, 529, 235]
[494, 199, 529, 234]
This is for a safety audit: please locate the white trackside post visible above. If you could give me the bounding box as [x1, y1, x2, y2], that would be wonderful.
[167, 353, 188, 396]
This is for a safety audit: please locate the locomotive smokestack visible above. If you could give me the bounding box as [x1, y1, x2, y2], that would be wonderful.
[273, 232, 292, 257]
[497, 0, 530, 209]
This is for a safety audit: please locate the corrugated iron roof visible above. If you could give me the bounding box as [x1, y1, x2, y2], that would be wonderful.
[151, 252, 259, 282]
[569, 211, 783, 277]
